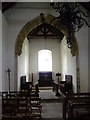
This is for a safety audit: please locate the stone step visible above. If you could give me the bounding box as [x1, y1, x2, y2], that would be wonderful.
[39, 87, 53, 90]
[41, 98, 62, 103]
[32, 86, 53, 90]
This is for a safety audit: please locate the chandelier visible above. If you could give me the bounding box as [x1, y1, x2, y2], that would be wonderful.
[50, 2, 90, 49]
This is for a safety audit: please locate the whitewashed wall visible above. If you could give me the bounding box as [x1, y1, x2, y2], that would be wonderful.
[29, 38, 61, 85]
[18, 38, 29, 90]
[18, 38, 61, 87]
[0, 10, 2, 92]
[75, 25, 88, 92]
[2, 14, 9, 91]
[0, 9, 2, 120]
[60, 36, 76, 92]
[61, 26, 89, 93]
[88, 13, 90, 92]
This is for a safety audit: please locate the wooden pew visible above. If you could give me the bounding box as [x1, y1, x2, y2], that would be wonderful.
[76, 109, 90, 120]
[68, 100, 90, 120]
[62, 93, 90, 120]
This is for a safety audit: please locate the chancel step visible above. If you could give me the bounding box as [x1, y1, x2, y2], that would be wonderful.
[39, 87, 53, 90]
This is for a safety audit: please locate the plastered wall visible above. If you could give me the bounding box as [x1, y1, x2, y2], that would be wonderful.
[29, 38, 61, 85]
[60, 36, 76, 92]
[18, 38, 29, 90]
[75, 26, 88, 92]
[0, 10, 2, 93]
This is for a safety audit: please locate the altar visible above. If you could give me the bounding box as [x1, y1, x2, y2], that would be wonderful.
[38, 72, 54, 87]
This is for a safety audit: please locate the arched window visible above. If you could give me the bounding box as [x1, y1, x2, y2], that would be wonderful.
[38, 49, 52, 72]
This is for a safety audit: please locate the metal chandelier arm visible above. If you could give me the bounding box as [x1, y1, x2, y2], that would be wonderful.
[80, 17, 90, 27]
[50, 2, 90, 49]
[79, 10, 89, 17]
[50, 16, 60, 25]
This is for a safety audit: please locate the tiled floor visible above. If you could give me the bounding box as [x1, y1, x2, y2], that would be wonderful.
[39, 90, 63, 119]
[42, 102, 63, 118]
[39, 90, 59, 100]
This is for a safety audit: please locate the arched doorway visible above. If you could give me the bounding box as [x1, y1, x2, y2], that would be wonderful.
[15, 14, 80, 93]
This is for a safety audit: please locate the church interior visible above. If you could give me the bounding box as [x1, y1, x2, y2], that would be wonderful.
[0, 1, 90, 120]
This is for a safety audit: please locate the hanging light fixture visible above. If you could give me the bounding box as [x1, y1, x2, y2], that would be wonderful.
[40, 13, 48, 49]
[50, 2, 90, 49]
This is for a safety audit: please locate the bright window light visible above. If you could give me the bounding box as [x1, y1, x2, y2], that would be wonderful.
[38, 49, 52, 72]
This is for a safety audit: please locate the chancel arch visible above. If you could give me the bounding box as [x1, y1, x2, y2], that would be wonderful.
[15, 13, 80, 93]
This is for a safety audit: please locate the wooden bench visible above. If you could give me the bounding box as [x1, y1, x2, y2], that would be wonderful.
[68, 100, 90, 120]
[62, 93, 90, 120]
[76, 109, 90, 120]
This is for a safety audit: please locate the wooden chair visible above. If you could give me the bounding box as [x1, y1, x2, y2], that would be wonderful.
[28, 93, 42, 120]
[2, 97, 17, 116]
[2, 97, 29, 120]
[17, 91, 29, 98]
[29, 97, 41, 106]
[28, 104, 42, 120]
[15, 97, 29, 117]
[2, 92, 8, 98]
[29, 91, 39, 98]
[2, 91, 42, 120]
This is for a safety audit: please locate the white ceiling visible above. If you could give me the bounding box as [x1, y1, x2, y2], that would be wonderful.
[13, 2, 51, 9]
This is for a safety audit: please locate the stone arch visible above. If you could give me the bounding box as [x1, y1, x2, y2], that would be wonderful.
[14, 13, 80, 92]
[15, 14, 57, 56]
